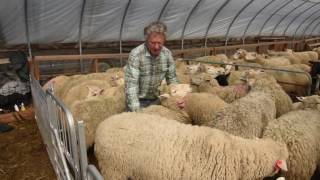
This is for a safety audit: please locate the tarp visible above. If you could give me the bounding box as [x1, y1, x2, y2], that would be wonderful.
[0, 0, 320, 45]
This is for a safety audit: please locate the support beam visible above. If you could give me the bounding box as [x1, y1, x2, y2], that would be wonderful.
[157, 0, 170, 21]
[224, 0, 255, 53]
[293, 6, 320, 39]
[204, 0, 231, 52]
[181, 0, 203, 50]
[119, 0, 131, 66]
[282, 2, 319, 36]
[271, 0, 307, 36]
[24, 0, 32, 58]
[258, 0, 293, 37]
[242, 0, 277, 43]
[78, 0, 87, 73]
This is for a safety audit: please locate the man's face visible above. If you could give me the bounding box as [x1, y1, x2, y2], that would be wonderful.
[146, 32, 165, 57]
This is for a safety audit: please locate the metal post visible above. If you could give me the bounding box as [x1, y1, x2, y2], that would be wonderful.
[258, 0, 293, 37]
[271, 0, 307, 36]
[301, 14, 320, 38]
[78, 0, 87, 73]
[224, 0, 255, 54]
[24, 0, 32, 58]
[242, 0, 277, 44]
[309, 20, 320, 36]
[181, 0, 203, 50]
[204, 0, 231, 54]
[157, 0, 170, 21]
[293, 6, 320, 39]
[119, 0, 131, 66]
[282, 2, 319, 36]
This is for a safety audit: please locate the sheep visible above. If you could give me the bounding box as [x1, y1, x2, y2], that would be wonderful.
[70, 85, 125, 148]
[246, 71, 293, 117]
[262, 95, 320, 180]
[201, 91, 276, 138]
[141, 105, 191, 124]
[95, 112, 288, 180]
[184, 93, 227, 125]
[196, 74, 249, 103]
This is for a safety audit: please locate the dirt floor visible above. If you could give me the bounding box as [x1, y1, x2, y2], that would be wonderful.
[0, 119, 56, 180]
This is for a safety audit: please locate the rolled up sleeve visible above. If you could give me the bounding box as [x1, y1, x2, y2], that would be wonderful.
[125, 54, 140, 111]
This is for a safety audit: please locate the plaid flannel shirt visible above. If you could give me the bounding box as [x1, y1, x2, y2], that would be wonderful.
[125, 43, 178, 111]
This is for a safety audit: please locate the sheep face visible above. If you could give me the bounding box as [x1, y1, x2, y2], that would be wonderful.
[186, 63, 201, 74]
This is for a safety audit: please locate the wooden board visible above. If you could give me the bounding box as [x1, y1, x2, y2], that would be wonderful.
[0, 108, 35, 123]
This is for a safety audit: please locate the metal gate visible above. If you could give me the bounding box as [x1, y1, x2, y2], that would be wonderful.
[30, 74, 103, 180]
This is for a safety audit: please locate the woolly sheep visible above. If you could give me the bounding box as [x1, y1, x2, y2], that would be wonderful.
[263, 95, 320, 180]
[202, 91, 276, 138]
[95, 112, 288, 180]
[71, 85, 125, 148]
[246, 71, 293, 117]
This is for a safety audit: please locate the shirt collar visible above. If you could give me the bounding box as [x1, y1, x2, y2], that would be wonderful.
[144, 43, 152, 57]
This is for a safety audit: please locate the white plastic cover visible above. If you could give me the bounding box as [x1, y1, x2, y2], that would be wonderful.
[0, 0, 320, 45]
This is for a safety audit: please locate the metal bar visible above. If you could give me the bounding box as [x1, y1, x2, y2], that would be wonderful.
[224, 0, 255, 53]
[293, 6, 320, 39]
[242, 0, 277, 43]
[157, 0, 170, 21]
[309, 20, 320, 36]
[258, 0, 293, 37]
[24, 0, 32, 57]
[282, 2, 319, 36]
[181, 0, 203, 50]
[271, 0, 307, 36]
[77, 121, 89, 180]
[78, 0, 87, 73]
[204, 0, 231, 53]
[301, 14, 320, 37]
[119, 0, 131, 66]
[46, 90, 81, 179]
[87, 165, 104, 180]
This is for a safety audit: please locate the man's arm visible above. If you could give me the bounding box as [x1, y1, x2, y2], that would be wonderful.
[125, 54, 140, 111]
[166, 51, 179, 85]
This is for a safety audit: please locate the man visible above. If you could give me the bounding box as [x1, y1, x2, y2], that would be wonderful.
[125, 21, 178, 112]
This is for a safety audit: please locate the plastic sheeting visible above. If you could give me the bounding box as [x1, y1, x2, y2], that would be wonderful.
[0, 0, 320, 45]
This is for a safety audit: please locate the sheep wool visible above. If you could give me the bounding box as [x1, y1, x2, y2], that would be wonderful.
[203, 91, 276, 138]
[95, 112, 288, 180]
[141, 105, 192, 124]
[263, 108, 320, 180]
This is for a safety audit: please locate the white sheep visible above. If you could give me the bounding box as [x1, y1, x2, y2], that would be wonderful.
[95, 112, 288, 180]
[262, 95, 320, 180]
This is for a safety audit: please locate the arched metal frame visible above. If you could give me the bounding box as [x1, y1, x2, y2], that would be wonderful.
[310, 19, 320, 36]
[242, 0, 277, 44]
[271, 0, 307, 36]
[224, 0, 255, 53]
[119, 0, 131, 66]
[24, 0, 32, 57]
[258, 0, 293, 37]
[301, 13, 320, 37]
[78, 0, 87, 73]
[157, 0, 170, 21]
[293, 6, 320, 39]
[282, 2, 319, 36]
[181, 0, 203, 50]
[204, 0, 231, 52]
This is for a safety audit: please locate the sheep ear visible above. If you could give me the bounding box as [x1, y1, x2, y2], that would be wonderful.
[296, 96, 305, 102]
[159, 93, 170, 100]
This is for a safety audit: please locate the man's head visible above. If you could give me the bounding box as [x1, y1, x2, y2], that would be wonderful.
[144, 22, 167, 57]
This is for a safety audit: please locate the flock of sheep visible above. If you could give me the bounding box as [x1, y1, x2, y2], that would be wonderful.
[43, 48, 320, 180]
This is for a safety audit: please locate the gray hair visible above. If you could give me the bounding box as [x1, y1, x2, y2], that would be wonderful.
[144, 21, 167, 39]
